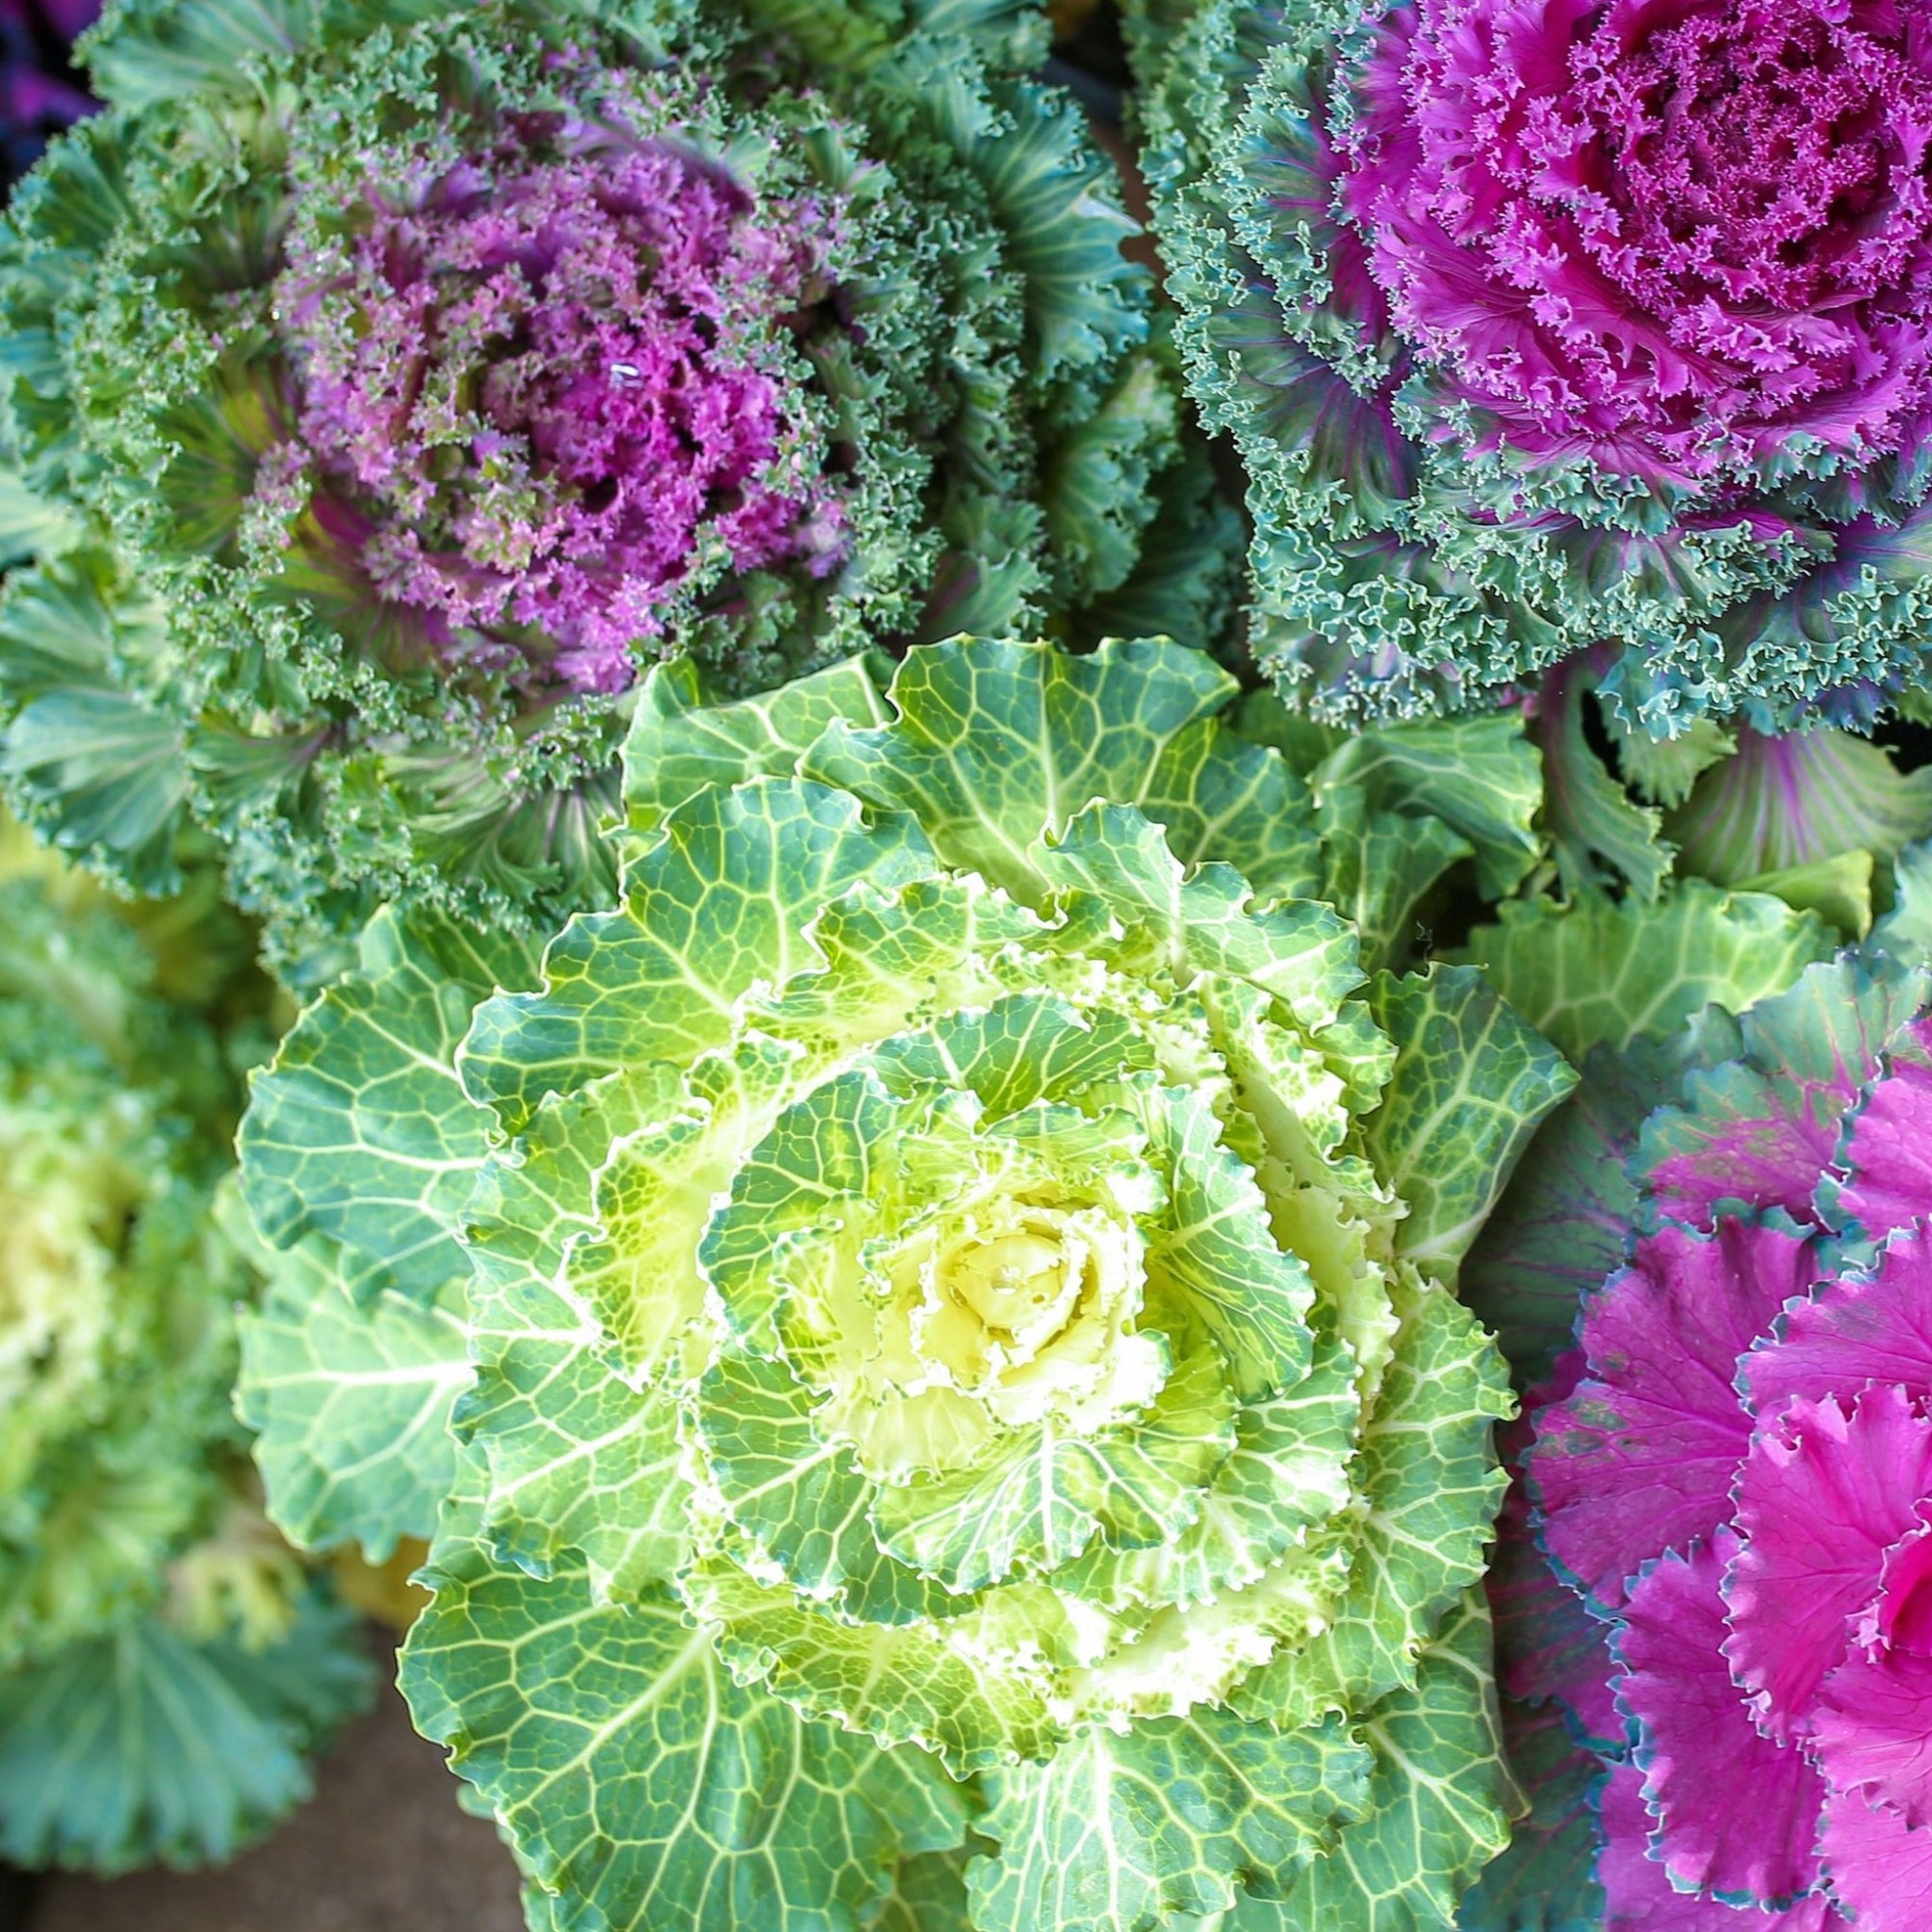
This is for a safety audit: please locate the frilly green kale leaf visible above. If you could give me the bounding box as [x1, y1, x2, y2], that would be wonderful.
[239, 635, 1577, 1932]
[0, 0, 1218, 980]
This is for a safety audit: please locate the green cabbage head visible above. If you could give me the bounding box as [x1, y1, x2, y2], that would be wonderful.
[0, 822, 372, 1874]
[238, 637, 1575, 1932]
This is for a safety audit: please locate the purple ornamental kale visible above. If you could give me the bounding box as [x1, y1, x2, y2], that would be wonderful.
[1520, 965, 1932, 1927]
[1340, 0, 1932, 497]
[272, 109, 849, 696]
[1142, 0, 1932, 725]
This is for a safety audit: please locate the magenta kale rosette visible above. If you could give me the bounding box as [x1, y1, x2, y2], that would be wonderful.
[1463, 931, 1932, 1928]
[1136, 0, 1932, 728]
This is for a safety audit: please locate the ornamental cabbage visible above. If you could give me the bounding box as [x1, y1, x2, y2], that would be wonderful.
[236, 636, 1577, 1932]
[0, 0, 1211, 979]
[1450, 890, 1932, 1929]
[1133, 0, 1932, 729]
[0, 817, 372, 1874]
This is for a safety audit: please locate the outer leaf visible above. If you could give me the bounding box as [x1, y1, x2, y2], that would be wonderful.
[1311, 716, 1543, 899]
[0, 1593, 374, 1875]
[1040, 802, 1361, 1032]
[1233, 1276, 1512, 1729]
[1460, 885, 1834, 1062]
[460, 779, 935, 1130]
[804, 638, 1244, 905]
[400, 1538, 970, 1932]
[241, 906, 541, 1304]
[1142, 1077, 1321, 1399]
[622, 655, 894, 834]
[968, 1706, 1374, 1932]
[1530, 650, 1672, 901]
[237, 1248, 471, 1560]
[867, 1845, 980, 1932]
[1316, 785, 1472, 974]
[1637, 953, 1932, 1232]
[1363, 966, 1577, 1284]
[461, 1073, 694, 1601]
[1459, 1031, 1720, 1387]
[1245, 1593, 1518, 1932]
[1453, 1699, 1605, 1932]
[684, 1564, 1056, 1774]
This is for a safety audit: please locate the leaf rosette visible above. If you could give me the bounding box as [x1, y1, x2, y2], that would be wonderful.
[240, 636, 1577, 1932]
[1131, 0, 1932, 732]
[0, 0, 1212, 978]
[1451, 858, 1932, 1930]
[0, 821, 372, 1874]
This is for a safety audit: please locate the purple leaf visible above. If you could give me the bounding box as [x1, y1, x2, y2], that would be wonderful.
[1745, 1226, 1932, 1418]
[1724, 1387, 1932, 1744]
[1532, 1220, 1817, 1608]
[1818, 1785, 1932, 1932]
[1616, 1536, 1827, 1908]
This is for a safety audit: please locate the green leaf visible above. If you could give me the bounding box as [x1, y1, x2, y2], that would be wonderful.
[461, 1073, 695, 1601]
[1232, 1275, 1512, 1730]
[1457, 1033, 1709, 1388]
[867, 1844, 980, 1932]
[922, 67, 1147, 393]
[0, 556, 186, 895]
[237, 1246, 471, 1560]
[1363, 966, 1577, 1284]
[1140, 1078, 1320, 1399]
[1311, 717, 1543, 899]
[4, 689, 186, 893]
[400, 1540, 970, 1932]
[804, 638, 1243, 905]
[1666, 725, 1932, 886]
[1316, 785, 1473, 974]
[621, 655, 893, 834]
[1606, 714, 1732, 810]
[1040, 354, 1179, 606]
[968, 1704, 1373, 1932]
[0, 1591, 375, 1876]
[697, 1350, 954, 1626]
[870, 989, 1156, 1119]
[1040, 802, 1362, 1032]
[869, 1338, 1239, 1593]
[1735, 848, 1874, 940]
[1875, 836, 1932, 963]
[1247, 1591, 1518, 1932]
[1459, 883, 1835, 1061]
[1057, 1338, 1361, 1614]
[683, 1563, 1057, 1774]
[460, 779, 936, 1130]
[240, 906, 540, 1305]
[1529, 652, 1672, 900]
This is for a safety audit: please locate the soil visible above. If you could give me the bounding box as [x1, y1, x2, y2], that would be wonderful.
[23, 1651, 526, 1932]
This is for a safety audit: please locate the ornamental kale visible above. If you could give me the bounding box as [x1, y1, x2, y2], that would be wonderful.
[235, 636, 1577, 1932]
[1133, 0, 1932, 730]
[0, 0, 1208, 980]
[0, 817, 372, 1874]
[1451, 884, 1932, 1928]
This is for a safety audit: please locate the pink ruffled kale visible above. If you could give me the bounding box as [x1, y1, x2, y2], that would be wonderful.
[1147, 0, 1932, 725]
[1340, 0, 1932, 496]
[272, 107, 849, 697]
[1515, 959, 1932, 1927]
